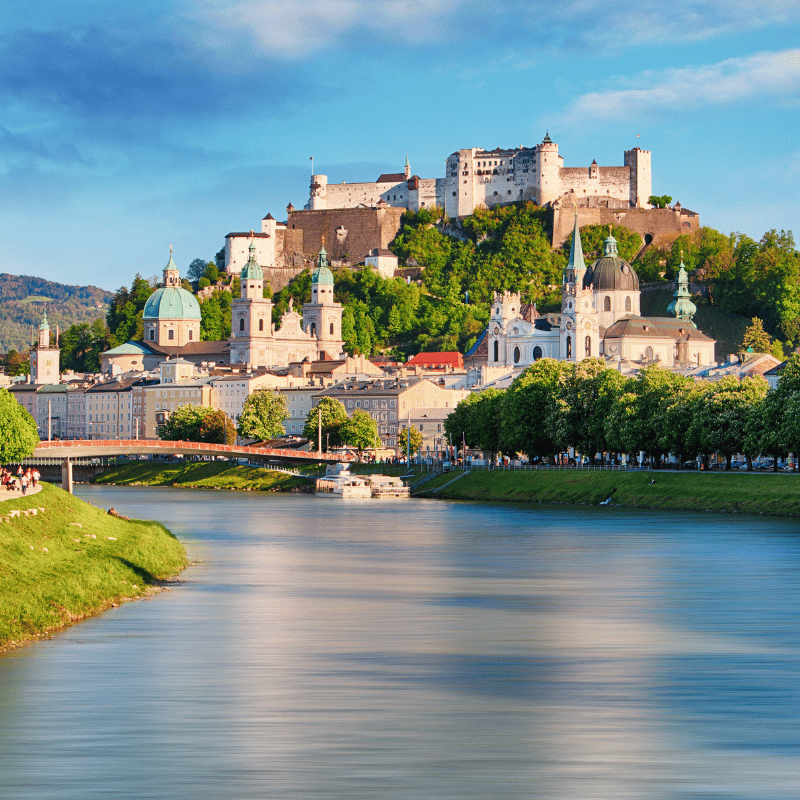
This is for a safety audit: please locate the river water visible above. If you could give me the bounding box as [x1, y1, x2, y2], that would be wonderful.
[2, 488, 800, 799]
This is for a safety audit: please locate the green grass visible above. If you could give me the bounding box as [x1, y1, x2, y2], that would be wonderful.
[0, 483, 187, 649]
[20, 295, 54, 304]
[422, 469, 800, 516]
[95, 461, 313, 492]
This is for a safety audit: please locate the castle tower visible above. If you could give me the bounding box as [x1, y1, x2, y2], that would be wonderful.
[404, 154, 411, 180]
[302, 246, 344, 355]
[534, 132, 560, 205]
[30, 309, 60, 384]
[624, 147, 652, 207]
[308, 174, 328, 210]
[560, 216, 598, 361]
[230, 236, 273, 366]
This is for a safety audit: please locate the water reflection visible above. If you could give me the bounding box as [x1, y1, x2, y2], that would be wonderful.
[1, 488, 800, 799]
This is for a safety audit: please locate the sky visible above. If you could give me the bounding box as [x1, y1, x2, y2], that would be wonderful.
[1, 1, 799, 293]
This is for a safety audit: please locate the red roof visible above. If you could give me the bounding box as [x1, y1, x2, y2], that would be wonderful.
[406, 351, 464, 369]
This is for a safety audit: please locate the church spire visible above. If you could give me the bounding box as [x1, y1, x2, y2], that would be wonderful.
[404, 153, 410, 179]
[567, 214, 585, 274]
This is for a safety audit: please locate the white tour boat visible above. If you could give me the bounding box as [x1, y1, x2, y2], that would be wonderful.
[315, 463, 372, 499]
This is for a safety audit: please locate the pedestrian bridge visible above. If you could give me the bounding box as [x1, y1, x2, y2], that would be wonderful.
[30, 439, 338, 493]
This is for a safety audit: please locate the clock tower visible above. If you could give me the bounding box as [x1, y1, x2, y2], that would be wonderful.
[30, 310, 60, 384]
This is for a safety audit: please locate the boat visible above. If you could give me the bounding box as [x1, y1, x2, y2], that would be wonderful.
[315, 462, 372, 499]
[315, 463, 410, 499]
[366, 474, 410, 499]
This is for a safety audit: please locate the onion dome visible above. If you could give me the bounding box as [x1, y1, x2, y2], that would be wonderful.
[39, 310, 50, 331]
[143, 252, 202, 321]
[667, 260, 697, 325]
[241, 237, 263, 281]
[587, 232, 639, 292]
[312, 245, 334, 286]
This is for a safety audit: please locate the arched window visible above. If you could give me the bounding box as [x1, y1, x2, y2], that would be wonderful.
[585, 335, 591, 356]
[604, 296, 611, 312]
[310, 322, 316, 337]
[625, 296, 631, 312]
[493, 340, 499, 362]
[533, 346, 542, 361]
[513, 346, 521, 364]
[566, 336, 572, 358]
[258, 319, 264, 331]
[330, 322, 334, 335]
[645, 346, 654, 361]
[239, 318, 245, 332]
[149, 329, 154, 341]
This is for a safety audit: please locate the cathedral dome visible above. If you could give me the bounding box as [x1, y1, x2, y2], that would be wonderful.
[143, 285, 202, 321]
[241, 239, 263, 281]
[312, 245, 334, 285]
[588, 233, 639, 292]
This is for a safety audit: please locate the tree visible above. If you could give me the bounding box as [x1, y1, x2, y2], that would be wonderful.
[689, 375, 768, 469]
[237, 390, 288, 441]
[204, 263, 220, 283]
[648, 195, 673, 209]
[0, 389, 39, 463]
[341, 409, 380, 456]
[187, 259, 209, 282]
[741, 317, 771, 353]
[499, 359, 570, 460]
[398, 425, 423, 456]
[196, 409, 236, 445]
[302, 397, 348, 451]
[159, 404, 234, 443]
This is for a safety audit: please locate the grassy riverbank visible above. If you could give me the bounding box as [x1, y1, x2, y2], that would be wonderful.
[0, 482, 187, 651]
[418, 468, 800, 516]
[94, 462, 313, 492]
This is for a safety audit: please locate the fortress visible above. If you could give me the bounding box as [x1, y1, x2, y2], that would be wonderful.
[225, 135, 698, 272]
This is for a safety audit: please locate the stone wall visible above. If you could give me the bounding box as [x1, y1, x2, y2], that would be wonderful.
[283, 207, 406, 266]
[551, 205, 700, 249]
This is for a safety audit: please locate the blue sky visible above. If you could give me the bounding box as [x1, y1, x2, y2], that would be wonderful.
[1, 1, 798, 292]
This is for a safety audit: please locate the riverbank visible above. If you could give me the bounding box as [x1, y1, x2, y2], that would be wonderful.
[0, 482, 187, 651]
[417, 468, 800, 516]
[94, 461, 314, 492]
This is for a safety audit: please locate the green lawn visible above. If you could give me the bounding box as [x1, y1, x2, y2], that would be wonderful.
[95, 461, 313, 492]
[0, 483, 186, 649]
[421, 468, 800, 516]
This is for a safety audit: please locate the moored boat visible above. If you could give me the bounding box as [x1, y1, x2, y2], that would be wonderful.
[315, 463, 372, 499]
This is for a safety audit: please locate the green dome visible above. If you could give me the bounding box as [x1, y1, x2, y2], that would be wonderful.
[143, 286, 202, 321]
[241, 258, 263, 281]
[312, 245, 334, 285]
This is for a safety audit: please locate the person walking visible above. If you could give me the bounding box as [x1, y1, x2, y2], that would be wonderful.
[20, 472, 28, 495]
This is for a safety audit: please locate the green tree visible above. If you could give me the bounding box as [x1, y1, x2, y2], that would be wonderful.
[303, 397, 348, 451]
[159, 405, 213, 441]
[689, 376, 768, 469]
[187, 259, 209, 282]
[237, 390, 288, 441]
[398, 425, 423, 456]
[648, 195, 673, 209]
[741, 317, 771, 353]
[204, 263, 220, 283]
[0, 388, 39, 462]
[499, 359, 570, 460]
[341, 409, 380, 456]
[196, 409, 236, 445]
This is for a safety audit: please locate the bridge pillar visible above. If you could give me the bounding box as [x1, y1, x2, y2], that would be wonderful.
[61, 458, 73, 494]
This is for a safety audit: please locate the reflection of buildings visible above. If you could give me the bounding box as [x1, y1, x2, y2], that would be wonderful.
[487, 216, 716, 371]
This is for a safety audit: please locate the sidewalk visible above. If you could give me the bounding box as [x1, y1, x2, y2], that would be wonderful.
[0, 483, 43, 502]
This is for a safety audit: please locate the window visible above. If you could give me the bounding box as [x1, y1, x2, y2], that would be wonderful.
[330, 323, 334, 335]
[168, 329, 175, 340]
[625, 296, 631, 312]
[585, 335, 591, 356]
[604, 296, 611, 312]
[566, 336, 572, 358]
[259, 319, 264, 331]
[149, 329, 155, 341]
[493, 340, 499, 362]
[239, 318, 245, 331]
[189, 329, 193, 341]
[533, 346, 542, 361]
[513, 346, 521, 364]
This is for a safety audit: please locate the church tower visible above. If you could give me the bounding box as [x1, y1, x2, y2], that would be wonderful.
[230, 236, 273, 366]
[667, 258, 697, 326]
[302, 245, 344, 357]
[30, 310, 60, 384]
[560, 215, 598, 361]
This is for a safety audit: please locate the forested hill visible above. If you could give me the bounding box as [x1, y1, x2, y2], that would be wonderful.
[0, 274, 111, 352]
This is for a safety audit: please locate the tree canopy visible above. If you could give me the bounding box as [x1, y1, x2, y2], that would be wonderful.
[237, 390, 288, 441]
[302, 397, 349, 451]
[159, 405, 235, 445]
[0, 389, 39, 463]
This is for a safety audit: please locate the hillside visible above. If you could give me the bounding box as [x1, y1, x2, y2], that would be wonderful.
[0, 274, 112, 352]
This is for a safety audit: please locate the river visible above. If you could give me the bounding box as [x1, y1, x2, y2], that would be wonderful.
[2, 487, 800, 799]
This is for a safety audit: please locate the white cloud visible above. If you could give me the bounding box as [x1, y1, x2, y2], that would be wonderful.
[557, 49, 800, 125]
[188, 0, 800, 60]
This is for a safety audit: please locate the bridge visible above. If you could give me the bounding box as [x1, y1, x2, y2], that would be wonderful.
[30, 439, 339, 493]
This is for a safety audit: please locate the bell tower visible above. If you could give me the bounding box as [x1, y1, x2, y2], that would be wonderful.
[560, 215, 598, 361]
[30, 309, 60, 384]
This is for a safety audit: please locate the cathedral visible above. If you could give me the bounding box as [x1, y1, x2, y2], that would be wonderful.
[102, 242, 344, 374]
[488, 216, 716, 370]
